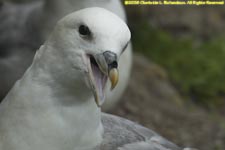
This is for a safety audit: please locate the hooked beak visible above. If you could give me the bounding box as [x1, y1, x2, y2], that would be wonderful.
[87, 51, 119, 107]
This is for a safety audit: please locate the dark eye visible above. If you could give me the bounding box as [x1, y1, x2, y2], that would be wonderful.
[79, 25, 91, 36]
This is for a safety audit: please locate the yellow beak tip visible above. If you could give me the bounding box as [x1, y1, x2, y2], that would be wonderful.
[109, 68, 119, 91]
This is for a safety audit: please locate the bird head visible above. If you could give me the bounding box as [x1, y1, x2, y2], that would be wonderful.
[46, 7, 131, 107]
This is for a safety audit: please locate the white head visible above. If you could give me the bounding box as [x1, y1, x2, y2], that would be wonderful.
[41, 7, 131, 107]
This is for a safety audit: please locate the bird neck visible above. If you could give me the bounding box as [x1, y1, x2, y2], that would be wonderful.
[1, 46, 103, 149]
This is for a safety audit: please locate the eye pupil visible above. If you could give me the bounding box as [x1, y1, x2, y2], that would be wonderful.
[79, 25, 90, 36]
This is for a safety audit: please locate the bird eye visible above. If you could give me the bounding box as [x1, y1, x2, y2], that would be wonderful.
[79, 25, 91, 36]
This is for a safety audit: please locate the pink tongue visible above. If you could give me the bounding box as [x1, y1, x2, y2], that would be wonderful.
[91, 63, 107, 104]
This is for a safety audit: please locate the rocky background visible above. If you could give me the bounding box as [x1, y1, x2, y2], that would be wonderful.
[108, 4, 225, 150]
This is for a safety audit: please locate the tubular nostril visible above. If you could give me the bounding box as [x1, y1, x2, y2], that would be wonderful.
[109, 61, 118, 69]
[103, 51, 117, 64]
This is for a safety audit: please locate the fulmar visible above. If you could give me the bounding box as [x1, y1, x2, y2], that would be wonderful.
[0, 8, 189, 150]
[0, 0, 132, 110]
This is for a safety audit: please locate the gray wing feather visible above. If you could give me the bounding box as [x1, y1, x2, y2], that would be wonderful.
[118, 140, 172, 150]
[118, 141, 198, 150]
[101, 113, 182, 150]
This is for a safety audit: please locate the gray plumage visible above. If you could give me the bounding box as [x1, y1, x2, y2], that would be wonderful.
[100, 113, 181, 150]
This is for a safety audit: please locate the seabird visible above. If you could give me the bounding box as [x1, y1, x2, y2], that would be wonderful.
[0, 0, 132, 110]
[0, 8, 190, 150]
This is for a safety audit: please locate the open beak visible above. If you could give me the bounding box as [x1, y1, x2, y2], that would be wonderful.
[87, 51, 119, 107]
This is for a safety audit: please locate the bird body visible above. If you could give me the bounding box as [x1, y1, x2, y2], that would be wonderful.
[0, 7, 125, 150]
[0, 48, 103, 149]
[0, 8, 184, 150]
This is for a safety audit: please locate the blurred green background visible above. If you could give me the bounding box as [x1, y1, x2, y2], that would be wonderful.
[127, 6, 225, 112]
[112, 5, 225, 150]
